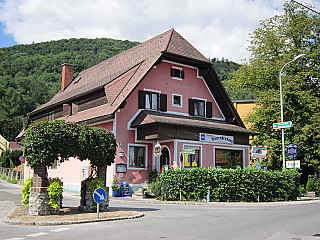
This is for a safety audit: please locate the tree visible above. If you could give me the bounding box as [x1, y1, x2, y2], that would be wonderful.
[227, 1, 320, 170]
[0, 149, 23, 168]
[24, 120, 117, 184]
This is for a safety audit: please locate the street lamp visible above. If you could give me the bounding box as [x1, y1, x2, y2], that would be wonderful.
[279, 53, 306, 170]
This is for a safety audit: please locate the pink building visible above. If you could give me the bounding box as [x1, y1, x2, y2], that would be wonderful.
[24, 29, 255, 193]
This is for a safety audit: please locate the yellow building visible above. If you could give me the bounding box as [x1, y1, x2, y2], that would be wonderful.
[0, 134, 9, 155]
[233, 100, 257, 128]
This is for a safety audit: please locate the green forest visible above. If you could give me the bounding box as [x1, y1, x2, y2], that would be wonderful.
[0, 37, 243, 141]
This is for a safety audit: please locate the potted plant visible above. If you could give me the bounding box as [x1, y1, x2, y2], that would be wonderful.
[111, 175, 120, 197]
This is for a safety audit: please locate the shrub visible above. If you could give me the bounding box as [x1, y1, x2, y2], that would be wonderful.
[159, 167, 301, 202]
[47, 178, 63, 210]
[21, 177, 33, 207]
[306, 177, 315, 192]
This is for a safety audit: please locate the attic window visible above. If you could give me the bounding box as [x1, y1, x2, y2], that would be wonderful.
[171, 67, 184, 80]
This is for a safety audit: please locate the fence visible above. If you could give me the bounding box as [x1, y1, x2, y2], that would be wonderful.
[0, 167, 22, 181]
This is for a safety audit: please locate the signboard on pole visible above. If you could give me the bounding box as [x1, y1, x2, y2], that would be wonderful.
[273, 121, 293, 129]
[286, 160, 300, 168]
[19, 156, 25, 162]
[93, 188, 106, 219]
[287, 144, 298, 158]
[182, 149, 195, 154]
[251, 146, 267, 159]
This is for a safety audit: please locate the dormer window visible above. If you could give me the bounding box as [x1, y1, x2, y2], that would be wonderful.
[171, 67, 184, 80]
[139, 90, 167, 112]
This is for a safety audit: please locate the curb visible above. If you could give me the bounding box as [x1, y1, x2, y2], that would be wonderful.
[3, 208, 144, 226]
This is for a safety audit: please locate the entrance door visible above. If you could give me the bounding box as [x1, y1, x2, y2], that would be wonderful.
[160, 147, 170, 170]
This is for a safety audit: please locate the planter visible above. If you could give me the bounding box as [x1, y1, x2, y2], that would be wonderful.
[113, 190, 120, 197]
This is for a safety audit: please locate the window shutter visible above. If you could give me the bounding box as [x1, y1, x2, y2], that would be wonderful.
[170, 68, 175, 77]
[206, 101, 212, 118]
[181, 70, 185, 79]
[138, 90, 145, 109]
[160, 94, 167, 112]
[188, 99, 194, 116]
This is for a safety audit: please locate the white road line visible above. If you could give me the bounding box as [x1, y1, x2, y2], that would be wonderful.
[50, 227, 71, 232]
[5, 238, 25, 240]
[25, 232, 49, 237]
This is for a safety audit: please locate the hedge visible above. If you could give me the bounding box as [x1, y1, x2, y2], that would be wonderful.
[159, 167, 301, 202]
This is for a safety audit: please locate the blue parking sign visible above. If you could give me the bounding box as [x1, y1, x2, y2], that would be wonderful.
[287, 144, 298, 158]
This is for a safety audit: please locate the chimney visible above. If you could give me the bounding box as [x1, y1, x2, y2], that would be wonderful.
[61, 63, 73, 90]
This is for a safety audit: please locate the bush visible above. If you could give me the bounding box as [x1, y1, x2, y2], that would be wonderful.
[159, 167, 301, 202]
[306, 178, 316, 192]
[47, 178, 63, 210]
[21, 177, 33, 207]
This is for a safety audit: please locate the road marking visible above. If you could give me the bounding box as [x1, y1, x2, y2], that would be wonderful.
[5, 238, 25, 240]
[50, 227, 71, 232]
[25, 232, 49, 237]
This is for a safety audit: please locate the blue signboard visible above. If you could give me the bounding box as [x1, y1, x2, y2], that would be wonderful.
[93, 188, 106, 204]
[287, 144, 298, 158]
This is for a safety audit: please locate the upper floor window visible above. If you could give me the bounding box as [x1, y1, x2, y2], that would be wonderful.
[172, 94, 182, 107]
[188, 98, 212, 118]
[128, 145, 146, 168]
[139, 90, 167, 112]
[171, 67, 184, 80]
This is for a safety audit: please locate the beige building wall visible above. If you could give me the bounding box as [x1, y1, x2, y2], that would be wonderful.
[0, 134, 9, 155]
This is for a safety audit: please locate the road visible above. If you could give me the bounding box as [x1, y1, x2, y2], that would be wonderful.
[1, 180, 320, 240]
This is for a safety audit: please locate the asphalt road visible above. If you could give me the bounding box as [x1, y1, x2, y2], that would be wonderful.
[1, 180, 320, 240]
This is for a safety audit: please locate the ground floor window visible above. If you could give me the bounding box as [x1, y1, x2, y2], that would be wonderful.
[128, 145, 146, 168]
[215, 149, 243, 169]
[183, 146, 201, 168]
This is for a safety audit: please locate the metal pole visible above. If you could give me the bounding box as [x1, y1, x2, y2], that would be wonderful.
[97, 203, 99, 219]
[279, 54, 306, 170]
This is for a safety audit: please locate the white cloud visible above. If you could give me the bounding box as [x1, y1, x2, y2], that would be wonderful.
[0, 0, 319, 62]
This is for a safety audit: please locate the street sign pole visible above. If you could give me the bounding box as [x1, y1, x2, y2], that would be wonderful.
[93, 188, 106, 219]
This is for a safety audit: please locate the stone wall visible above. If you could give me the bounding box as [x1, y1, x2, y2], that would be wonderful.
[79, 180, 109, 212]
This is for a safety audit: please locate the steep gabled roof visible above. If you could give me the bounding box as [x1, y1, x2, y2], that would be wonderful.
[29, 29, 245, 128]
[31, 29, 211, 117]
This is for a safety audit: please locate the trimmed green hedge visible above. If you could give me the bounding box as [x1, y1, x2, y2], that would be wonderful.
[159, 167, 301, 202]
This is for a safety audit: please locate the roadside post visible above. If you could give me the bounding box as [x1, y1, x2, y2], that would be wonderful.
[93, 188, 106, 219]
[19, 156, 24, 181]
[207, 186, 211, 203]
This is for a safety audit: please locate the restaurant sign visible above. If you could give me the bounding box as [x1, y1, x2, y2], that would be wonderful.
[199, 133, 234, 144]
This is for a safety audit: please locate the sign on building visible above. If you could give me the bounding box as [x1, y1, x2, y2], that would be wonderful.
[199, 133, 234, 144]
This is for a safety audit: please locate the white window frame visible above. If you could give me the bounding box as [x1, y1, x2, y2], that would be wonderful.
[127, 143, 148, 169]
[213, 146, 245, 169]
[171, 66, 183, 80]
[172, 93, 183, 108]
[182, 144, 202, 169]
[192, 97, 207, 117]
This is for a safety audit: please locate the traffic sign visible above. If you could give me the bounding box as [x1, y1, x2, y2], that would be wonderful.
[19, 156, 25, 162]
[182, 149, 195, 154]
[286, 160, 300, 168]
[273, 121, 293, 129]
[93, 188, 106, 204]
[287, 144, 298, 158]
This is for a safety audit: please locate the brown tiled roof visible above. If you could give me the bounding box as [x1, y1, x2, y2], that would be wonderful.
[131, 110, 256, 135]
[30, 29, 212, 119]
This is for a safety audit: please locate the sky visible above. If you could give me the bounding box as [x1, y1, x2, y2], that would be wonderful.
[0, 0, 319, 63]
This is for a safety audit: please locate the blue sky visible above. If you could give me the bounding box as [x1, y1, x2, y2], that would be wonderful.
[0, 0, 319, 62]
[0, 21, 17, 47]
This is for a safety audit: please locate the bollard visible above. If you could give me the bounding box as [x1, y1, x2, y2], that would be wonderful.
[207, 186, 211, 203]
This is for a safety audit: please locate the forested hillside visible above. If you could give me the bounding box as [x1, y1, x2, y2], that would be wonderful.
[0, 38, 139, 140]
[0, 38, 247, 141]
